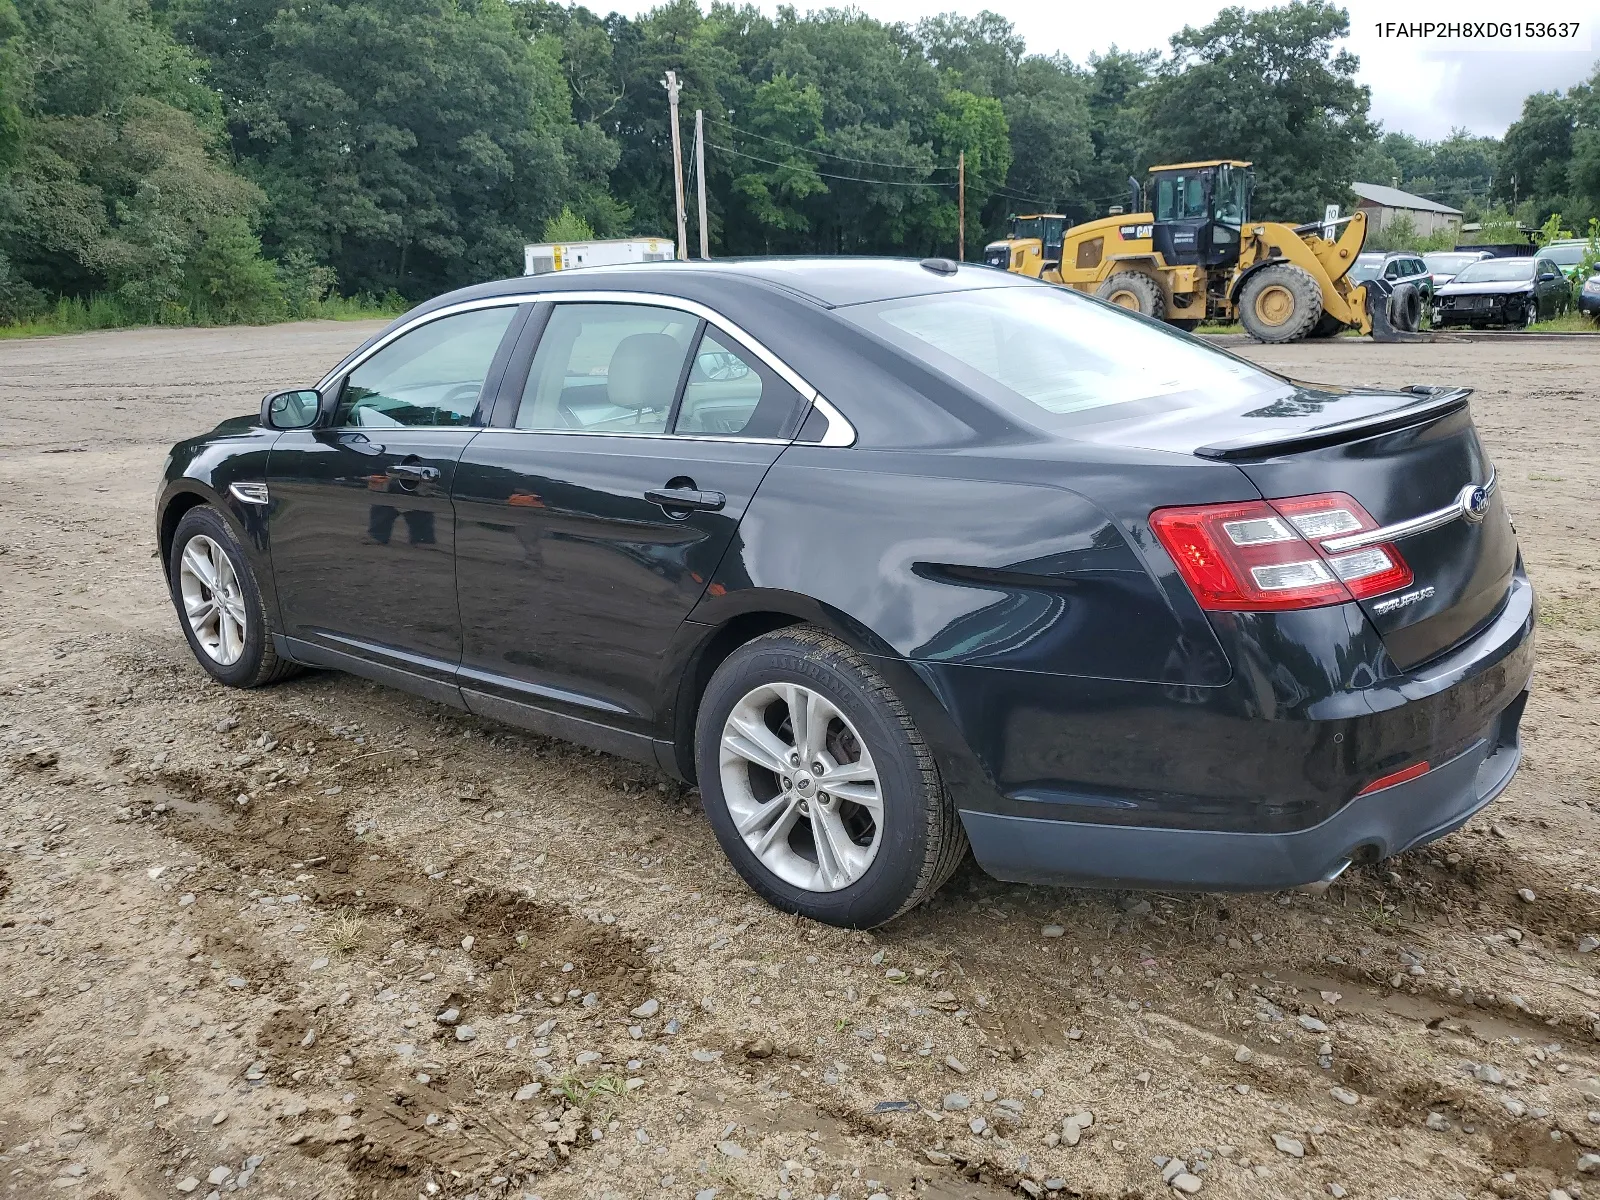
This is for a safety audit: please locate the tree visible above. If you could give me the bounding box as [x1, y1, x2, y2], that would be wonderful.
[1080, 48, 1153, 221]
[1495, 91, 1574, 206]
[0, 0, 21, 175]
[1000, 56, 1093, 215]
[0, 0, 273, 320]
[1143, 1, 1373, 220]
[173, 0, 578, 299]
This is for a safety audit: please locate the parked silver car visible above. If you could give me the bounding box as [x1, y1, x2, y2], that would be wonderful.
[1423, 250, 1490, 289]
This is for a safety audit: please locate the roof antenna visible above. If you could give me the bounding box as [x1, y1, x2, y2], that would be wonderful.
[919, 258, 959, 275]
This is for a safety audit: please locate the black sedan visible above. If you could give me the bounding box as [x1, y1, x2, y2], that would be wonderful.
[157, 259, 1533, 927]
[1433, 255, 1570, 328]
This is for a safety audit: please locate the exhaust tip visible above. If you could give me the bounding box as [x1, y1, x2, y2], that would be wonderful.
[1296, 859, 1352, 895]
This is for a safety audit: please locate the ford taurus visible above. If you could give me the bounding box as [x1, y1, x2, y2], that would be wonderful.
[156, 259, 1534, 927]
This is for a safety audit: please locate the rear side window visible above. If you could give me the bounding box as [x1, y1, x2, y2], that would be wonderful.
[840, 285, 1289, 428]
[673, 330, 806, 439]
[336, 306, 516, 428]
[515, 303, 698, 434]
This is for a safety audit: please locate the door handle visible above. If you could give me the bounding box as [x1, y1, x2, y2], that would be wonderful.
[645, 487, 726, 513]
[387, 462, 441, 482]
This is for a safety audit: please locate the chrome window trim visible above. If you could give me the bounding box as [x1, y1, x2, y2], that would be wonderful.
[315, 289, 860, 449]
[480, 428, 791, 446]
[1320, 470, 1497, 554]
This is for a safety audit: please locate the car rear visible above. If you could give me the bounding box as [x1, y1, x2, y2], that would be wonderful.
[833, 281, 1533, 889]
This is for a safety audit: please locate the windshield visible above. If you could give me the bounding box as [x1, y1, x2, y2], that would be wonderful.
[1424, 253, 1482, 273]
[1453, 259, 1536, 283]
[1348, 254, 1385, 283]
[839, 285, 1291, 431]
[1542, 243, 1585, 266]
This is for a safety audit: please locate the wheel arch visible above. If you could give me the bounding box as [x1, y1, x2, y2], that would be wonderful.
[661, 590, 898, 784]
[158, 484, 226, 573]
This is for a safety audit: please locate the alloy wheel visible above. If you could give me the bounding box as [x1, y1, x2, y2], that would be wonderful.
[718, 682, 882, 892]
[178, 534, 248, 665]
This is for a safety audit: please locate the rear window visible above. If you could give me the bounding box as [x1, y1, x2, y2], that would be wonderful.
[1542, 243, 1584, 266]
[838, 285, 1291, 430]
[1453, 259, 1536, 283]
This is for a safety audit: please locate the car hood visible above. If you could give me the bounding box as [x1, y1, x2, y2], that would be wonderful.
[1438, 279, 1534, 296]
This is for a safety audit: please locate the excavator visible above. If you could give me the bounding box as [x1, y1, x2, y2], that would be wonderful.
[982, 161, 1397, 342]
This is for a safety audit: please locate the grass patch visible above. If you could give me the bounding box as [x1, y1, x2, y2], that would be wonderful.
[0, 291, 405, 339]
[1530, 311, 1598, 333]
[1537, 593, 1600, 633]
[322, 912, 367, 955]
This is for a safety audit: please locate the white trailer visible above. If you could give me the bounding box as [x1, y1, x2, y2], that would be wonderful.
[523, 237, 676, 276]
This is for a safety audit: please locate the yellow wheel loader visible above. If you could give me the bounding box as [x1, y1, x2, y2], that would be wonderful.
[982, 161, 1384, 342]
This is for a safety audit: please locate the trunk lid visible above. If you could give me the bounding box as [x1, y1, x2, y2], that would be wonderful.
[1083, 383, 1517, 668]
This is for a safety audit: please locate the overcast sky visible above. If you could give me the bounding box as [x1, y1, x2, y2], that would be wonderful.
[627, 0, 1600, 141]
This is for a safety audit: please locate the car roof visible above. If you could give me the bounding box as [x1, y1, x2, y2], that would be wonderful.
[434, 257, 1037, 311]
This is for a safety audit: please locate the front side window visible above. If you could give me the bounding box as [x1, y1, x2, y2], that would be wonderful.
[842, 284, 1289, 429]
[336, 307, 516, 428]
[516, 303, 698, 433]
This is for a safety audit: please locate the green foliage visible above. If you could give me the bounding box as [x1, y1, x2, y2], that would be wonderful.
[2, 0, 1586, 336]
[1533, 212, 1571, 245]
[1351, 128, 1495, 213]
[0, 0, 21, 175]
[542, 205, 596, 242]
[1142, 1, 1373, 220]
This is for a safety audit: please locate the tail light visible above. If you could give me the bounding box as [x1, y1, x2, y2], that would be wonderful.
[1150, 491, 1412, 612]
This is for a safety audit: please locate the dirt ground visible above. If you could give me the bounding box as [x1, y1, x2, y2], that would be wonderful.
[1, 321, 1597, 1200]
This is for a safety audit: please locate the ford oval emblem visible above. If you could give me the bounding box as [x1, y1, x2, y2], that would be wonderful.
[1460, 483, 1490, 523]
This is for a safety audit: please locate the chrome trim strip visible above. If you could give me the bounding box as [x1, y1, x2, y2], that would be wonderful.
[1320, 470, 1496, 554]
[228, 481, 270, 505]
[481, 427, 789, 446]
[809, 395, 858, 447]
[315, 290, 819, 403]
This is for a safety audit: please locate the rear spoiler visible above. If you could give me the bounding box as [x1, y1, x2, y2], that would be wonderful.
[1194, 387, 1473, 461]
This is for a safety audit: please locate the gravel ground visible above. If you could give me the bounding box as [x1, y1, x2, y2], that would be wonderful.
[1, 322, 1597, 1200]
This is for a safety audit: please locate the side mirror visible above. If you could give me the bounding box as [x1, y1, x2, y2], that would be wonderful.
[262, 388, 322, 430]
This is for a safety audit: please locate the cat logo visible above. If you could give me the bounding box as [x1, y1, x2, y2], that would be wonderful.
[1118, 224, 1153, 240]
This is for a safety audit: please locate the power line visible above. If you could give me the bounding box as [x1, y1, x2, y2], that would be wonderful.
[707, 115, 943, 173]
[705, 141, 951, 189]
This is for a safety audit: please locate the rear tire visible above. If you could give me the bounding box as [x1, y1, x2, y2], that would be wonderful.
[168, 506, 302, 689]
[695, 626, 967, 928]
[1238, 263, 1322, 343]
[1096, 272, 1165, 320]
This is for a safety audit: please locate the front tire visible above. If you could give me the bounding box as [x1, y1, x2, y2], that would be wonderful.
[1096, 272, 1165, 320]
[168, 506, 301, 688]
[696, 626, 967, 928]
[1238, 263, 1322, 343]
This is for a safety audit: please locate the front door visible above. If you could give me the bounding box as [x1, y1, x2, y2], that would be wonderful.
[266, 304, 525, 688]
[452, 301, 809, 731]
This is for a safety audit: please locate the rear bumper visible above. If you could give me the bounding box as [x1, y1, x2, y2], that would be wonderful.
[960, 694, 1523, 889]
[923, 569, 1535, 891]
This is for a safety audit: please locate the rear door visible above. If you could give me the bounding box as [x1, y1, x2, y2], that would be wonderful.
[452, 300, 810, 729]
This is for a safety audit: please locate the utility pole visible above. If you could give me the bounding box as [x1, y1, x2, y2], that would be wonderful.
[662, 70, 687, 262]
[695, 108, 709, 259]
[957, 150, 965, 261]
